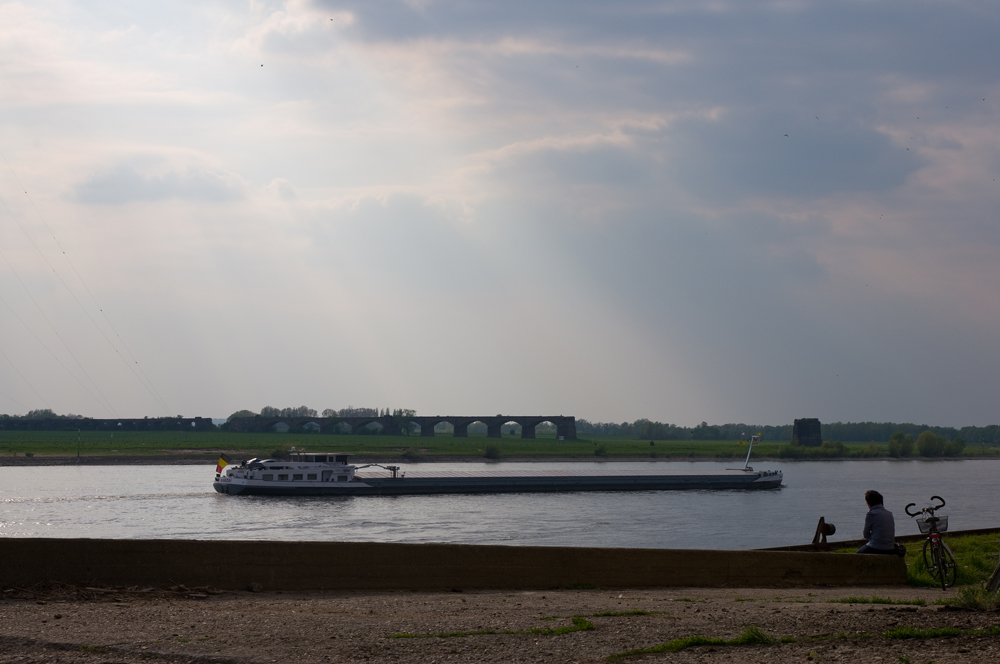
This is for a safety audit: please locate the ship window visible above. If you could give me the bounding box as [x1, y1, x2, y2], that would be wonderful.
[293, 473, 303, 481]
[263, 474, 273, 481]
[278, 474, 288, 481]
[313, 455, 326, 462]
[338, 475, 348, 482]
[307, 473, 317, 480]
[335, 455, 348, 463]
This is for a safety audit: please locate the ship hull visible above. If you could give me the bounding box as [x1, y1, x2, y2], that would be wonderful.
[214, 471, 782, 496]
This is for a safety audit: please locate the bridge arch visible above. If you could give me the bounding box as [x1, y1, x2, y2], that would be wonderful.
[354, 419, 383, 434]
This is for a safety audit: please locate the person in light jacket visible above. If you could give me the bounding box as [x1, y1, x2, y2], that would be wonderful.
[856, 490, 897, 554]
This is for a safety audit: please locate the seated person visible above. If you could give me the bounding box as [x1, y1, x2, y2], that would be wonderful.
[857, 490, 897, 554]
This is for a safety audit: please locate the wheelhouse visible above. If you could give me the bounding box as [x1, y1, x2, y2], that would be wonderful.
[220, 453, 357, 484]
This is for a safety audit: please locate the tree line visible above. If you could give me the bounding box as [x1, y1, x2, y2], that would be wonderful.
[577, 418, 1000, 445]
[227, 406, 414, 420]
[779, 430, 967, 458]
[0, 409, 84, 420]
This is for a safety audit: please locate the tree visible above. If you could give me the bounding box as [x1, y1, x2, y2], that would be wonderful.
[888, 431, 915, 457]
[944, 437, 965, 456]
[279, 406, 317, 418]
[889, 432, 915, 456]
[228, 409, 257, 421]
[635, 419, 669, 440]
[917, 430, 946, 457]
[691, 421, 720, 440]
[26, 409, 58, 419]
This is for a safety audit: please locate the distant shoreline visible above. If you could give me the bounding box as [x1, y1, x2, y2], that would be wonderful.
[0, 453, 994, 467]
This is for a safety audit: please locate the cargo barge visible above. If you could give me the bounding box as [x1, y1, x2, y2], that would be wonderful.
[213, 451, 783, 496]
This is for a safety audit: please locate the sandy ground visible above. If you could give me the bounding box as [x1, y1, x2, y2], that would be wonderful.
[1, 585, 998, 663]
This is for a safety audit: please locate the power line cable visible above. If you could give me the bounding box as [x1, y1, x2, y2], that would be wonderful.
[0, 150, 173, 416]
[0, 280, 112, 415]
[0, 344, 49, 409]
[0, 239, 116, 416]
[0, 385, 29, 410]
[0, 188, 168, 414]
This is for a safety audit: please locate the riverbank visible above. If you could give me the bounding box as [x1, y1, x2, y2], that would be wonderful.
[3, 431, 996, 464]
[1, 584, 994, 663]
[5, 453, 1000, 466]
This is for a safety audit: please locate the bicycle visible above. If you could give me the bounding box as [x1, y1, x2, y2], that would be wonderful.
[905, 496, 957, 591]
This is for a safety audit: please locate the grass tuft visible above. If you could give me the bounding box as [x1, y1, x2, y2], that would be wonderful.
[887, 624, 1000, 639]
[531, 616, 594, 635]
[828, 596, 926, 606]
[946, 585, 1000, 611]
[606, 626, 779, 661]
[728, 625, 777, 646]
[886, 626, 963, 639]
[389, 615, 593, 639]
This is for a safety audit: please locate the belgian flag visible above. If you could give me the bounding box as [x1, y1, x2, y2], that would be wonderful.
[216, 453, 232, 474]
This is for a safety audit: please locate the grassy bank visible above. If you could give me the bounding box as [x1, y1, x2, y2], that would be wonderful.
[1, 431, 997, 460]
[837, 531, 1000, 588]
[902, 532, 1000, 588]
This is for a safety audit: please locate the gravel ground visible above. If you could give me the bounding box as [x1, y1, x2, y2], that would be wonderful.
[2, 585, 998, 663]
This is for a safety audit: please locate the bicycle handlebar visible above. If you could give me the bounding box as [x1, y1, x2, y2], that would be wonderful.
[905, 496, 946, 517]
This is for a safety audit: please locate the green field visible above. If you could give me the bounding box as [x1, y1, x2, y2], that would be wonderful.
[0, 431, 792, 460]
[1, 431, 995, 460]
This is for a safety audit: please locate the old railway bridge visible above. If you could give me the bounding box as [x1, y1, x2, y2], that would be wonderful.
[227, 415, 577, 439]
[0, 415, 578, 440]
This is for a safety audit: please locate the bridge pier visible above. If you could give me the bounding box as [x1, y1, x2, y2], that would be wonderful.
[416, 418, 439, 437]
[379, 417, 401, 436]
[520, 419, 543, 439]
[556, 419, 576, 440]
[451, 419, 475, 437]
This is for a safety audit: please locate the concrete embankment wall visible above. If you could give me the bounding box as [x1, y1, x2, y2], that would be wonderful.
[762, 526, 1000, 552]
[0, 539, 905, 590]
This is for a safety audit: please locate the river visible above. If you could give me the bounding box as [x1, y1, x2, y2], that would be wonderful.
[1, 459, 995, 550]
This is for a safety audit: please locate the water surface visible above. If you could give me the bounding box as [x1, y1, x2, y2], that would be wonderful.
[1, 459, 995, 550]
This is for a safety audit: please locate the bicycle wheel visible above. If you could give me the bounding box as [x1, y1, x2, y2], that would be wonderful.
[934, 545, 948, 591]
[939, 542, 958, 589]
[922, 539, 938, 581]
[923, 539, 945, 588]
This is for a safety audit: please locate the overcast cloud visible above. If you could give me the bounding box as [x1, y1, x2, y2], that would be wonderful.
[0, 0, 998, 426]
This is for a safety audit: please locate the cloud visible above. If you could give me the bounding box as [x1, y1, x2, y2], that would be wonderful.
[265, 178, 298, 201]
[2, 0, 1000, 426]
[670, 112, 919, 201]
[74, 162, 245, 204]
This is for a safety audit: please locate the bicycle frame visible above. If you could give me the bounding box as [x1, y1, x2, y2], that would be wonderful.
[906, 496, 955, 590]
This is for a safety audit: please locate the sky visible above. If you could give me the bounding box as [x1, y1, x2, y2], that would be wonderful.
[0, 0, 998, 427]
